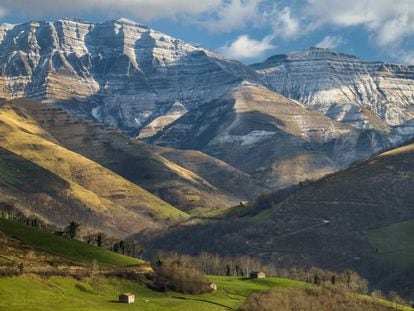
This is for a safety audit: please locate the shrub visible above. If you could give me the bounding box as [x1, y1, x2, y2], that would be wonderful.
[153, 257, 213, 295]
[240, 287, 392, 311]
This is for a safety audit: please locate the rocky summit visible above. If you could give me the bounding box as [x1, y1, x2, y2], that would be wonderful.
[252, 47, 414, 142]
[0, 18, 257, 135]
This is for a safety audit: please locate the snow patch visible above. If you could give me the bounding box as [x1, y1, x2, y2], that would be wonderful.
[216, 131, 276, 146]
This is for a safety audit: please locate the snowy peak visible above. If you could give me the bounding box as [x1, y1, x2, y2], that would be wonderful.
[252, 48, 414, 137]
[0, 18, 258, 134]
[257, 47, 359, 68]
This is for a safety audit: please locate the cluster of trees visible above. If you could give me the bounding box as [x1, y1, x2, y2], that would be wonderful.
[152, 255, 214, 295]
[153, 252, 368, 293]
[83, 230, 143, 258]
[154, 251, 268, 277]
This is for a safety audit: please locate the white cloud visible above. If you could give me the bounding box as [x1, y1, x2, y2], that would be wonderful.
[201, 0, 262, 32]
[219, 34, 275, 59]
[401, 53, 414, 65]
[306, 0, 414, 47]
[0, 6, 7, 18]
[391, 50, 414, 66]
[269, 6, 301, 40]
[316, 35, 343, 49]
[0, 0, 222, 21]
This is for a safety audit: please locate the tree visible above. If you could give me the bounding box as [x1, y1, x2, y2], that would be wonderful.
[97, 233, 103, 247]
[66, 221, 80, 240]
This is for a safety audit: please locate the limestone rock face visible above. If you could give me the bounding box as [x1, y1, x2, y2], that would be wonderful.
[0, 20, 413, 190]
[252, 47, 414, 144]
[0, 18, 258, 134]
[151, 85, 392, 189]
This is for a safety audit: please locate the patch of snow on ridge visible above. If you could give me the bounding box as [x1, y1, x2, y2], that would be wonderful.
[91, 106, 102, 121]
[215, 131, 276, 147]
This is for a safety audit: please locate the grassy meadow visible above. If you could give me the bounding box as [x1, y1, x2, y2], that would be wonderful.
[0, 219, 142, 267]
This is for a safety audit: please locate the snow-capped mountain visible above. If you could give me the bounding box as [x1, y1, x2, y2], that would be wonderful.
[0, 18, 258, 134]
[0, 19, 413, 189]
[252, 47, 414, 142]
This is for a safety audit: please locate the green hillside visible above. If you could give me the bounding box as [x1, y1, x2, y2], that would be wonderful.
[0, 219, 142, 267]
[0, 274, 410, 311]
[367, 220, 414, 268]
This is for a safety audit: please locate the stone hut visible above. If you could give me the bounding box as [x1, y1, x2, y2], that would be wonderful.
[250, 271, 266, 279]
[119, 293, 135, 304]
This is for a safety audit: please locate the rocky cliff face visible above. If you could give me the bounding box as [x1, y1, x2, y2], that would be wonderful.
[151, 85, 391, 188]
[0, 20, 413, 190]
[0, 18, 258, 134]
[252, 47, 414, 144]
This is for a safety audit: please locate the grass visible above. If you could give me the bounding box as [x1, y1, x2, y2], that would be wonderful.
[0, 104, 188, 223]
[366, 220, 414, 268]
[0, 275, 409, 311]
[0, 219, 143, 267]
[0, 157, 37, 186]
[0, 275, 308, 311]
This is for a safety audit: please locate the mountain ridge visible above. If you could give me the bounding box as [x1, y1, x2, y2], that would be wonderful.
[0, 18, 412, 192]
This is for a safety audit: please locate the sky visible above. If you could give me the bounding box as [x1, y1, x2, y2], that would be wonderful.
[0, 0, 413, 65]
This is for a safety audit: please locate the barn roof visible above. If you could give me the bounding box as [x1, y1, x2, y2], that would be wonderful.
[120, 292, 134, 296]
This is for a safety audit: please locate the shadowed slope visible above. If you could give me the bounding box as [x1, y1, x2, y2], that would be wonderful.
[139, 141, 414, 296]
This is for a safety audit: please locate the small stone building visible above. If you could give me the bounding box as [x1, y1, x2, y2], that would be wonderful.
[250, 271, 266, 279]
[119, 293, 135, 304]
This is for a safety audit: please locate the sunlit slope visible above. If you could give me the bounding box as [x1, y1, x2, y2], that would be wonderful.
[0, 218, 144, 267]
[0, 102, 187, 236]
[13, 98, 244, 212]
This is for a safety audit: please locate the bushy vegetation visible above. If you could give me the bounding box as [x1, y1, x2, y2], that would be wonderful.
[152, 252, 368, 293]
[153, 256, 213, 294]
[240, 287, 394, 311]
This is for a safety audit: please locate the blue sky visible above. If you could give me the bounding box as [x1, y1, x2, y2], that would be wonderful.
[0, 0, 413, 65]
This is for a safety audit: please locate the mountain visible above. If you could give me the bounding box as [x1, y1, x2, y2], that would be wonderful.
[0, 99, 195, 237]
[0, 98, 256, 217]
[0, 19, 412, 191]
[252, 47, 414, 141]
[151, 84, 391, 188]
[140, 141, 414, 296]
[0, 18, 257, 135]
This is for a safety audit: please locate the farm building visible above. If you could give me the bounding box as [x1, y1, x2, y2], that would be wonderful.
[119, 292, 135, 303]
[250, 271, 266, 279]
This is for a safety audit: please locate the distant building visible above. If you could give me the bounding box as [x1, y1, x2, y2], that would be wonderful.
[119, 293, 135, 304]
[239, 201, 249, 207]
[250, 271, 266, 279]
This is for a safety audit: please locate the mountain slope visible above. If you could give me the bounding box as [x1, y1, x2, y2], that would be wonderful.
[140, 141, 414, 296]
[0, 100, 189, 237]
[9, 98, 249, 212]
[0, 18, 258, 135]
[0, 19, 412, 193]
[0, 218, 144, 267]
[252, 47, 414, 139]
[149, 145, 264, 201]
[151, 84, 391, 188]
